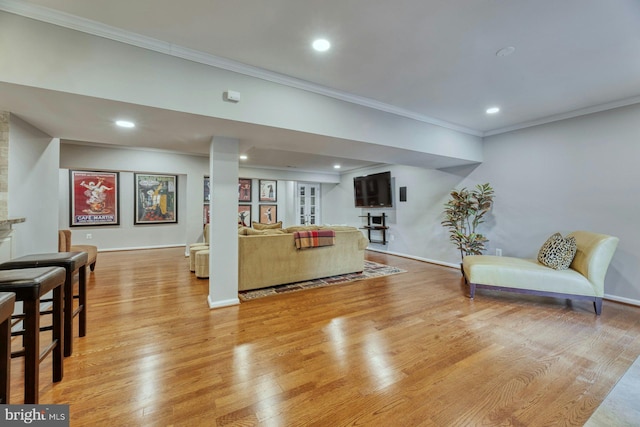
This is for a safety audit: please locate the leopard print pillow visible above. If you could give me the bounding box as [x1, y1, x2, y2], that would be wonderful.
[537, 233, 577, 270]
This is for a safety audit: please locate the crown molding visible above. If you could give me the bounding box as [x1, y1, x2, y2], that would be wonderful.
[0, 0, 482, 137]
[483, 95, 640, 137]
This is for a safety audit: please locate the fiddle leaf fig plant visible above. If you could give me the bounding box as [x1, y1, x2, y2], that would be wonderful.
[442, 183, 494, 261]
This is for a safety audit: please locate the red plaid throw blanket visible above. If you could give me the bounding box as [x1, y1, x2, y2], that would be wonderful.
[293, 229, 336, 249]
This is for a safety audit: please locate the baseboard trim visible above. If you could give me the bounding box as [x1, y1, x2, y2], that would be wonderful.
[366, 247, 460, 269]
[208, 296, 240, 309]
[603, 294, 640, 308]
[98, 244, 186, 252]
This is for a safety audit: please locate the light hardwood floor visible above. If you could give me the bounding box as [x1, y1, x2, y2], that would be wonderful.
[9, 247, 640, 426]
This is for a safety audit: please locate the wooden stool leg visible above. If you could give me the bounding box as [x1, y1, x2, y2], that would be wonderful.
[79, 265, 87, 337]
[23, 299, 40, 404]
[52, 285, 64, 382]
[0, 314, 9, 403]
[63, 268, 73, 357]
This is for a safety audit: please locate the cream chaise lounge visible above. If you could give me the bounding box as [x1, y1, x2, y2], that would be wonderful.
[462, 231, 619, 315]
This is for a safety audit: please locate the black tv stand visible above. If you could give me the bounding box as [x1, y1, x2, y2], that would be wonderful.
[359, 213, 389, 244]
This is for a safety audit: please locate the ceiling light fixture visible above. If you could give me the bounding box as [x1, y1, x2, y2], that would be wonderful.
[333, 164, 341, 169]
[312, 39, 331, 52]
[486, 107, 500, 114]
[239, 154, 248, 160]
[115, 120, 135, 128]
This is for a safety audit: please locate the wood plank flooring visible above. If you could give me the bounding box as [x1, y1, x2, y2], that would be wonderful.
[8, 247, 640, 426]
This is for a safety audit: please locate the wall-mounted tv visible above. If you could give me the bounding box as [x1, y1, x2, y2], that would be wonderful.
[353, 171, 393, 208]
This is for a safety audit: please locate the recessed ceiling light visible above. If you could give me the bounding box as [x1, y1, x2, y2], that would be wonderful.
[496, 46, 516, 57]
[115, 120, 135, 128]
[333, 164, 341, 169]
[239, 154, 248, 160]
[486, 107, 500, 114]
[312, 39, 331, 52]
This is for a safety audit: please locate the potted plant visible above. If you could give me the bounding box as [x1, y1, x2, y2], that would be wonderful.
[441, 183, 495, 262]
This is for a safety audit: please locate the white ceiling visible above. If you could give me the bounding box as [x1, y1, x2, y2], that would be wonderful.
[2, 0, 640, 172]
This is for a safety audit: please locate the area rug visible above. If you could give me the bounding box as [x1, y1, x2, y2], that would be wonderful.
[238, 260, 406, 301]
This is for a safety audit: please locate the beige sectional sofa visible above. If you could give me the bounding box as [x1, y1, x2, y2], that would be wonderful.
[238, 225, 369, 291]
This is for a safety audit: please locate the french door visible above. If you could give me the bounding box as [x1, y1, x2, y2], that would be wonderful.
[296, 182, 321, 225]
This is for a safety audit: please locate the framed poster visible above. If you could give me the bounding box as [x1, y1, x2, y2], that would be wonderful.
[259, 204, 277, 224]
[203, 204, 210, 225]
[134, 173, 178, 224]
[204, 176, 210, 203]
[239, 178, 252, 202]
[259, 180, 277, 202]
[238, 205, 251, 227]
[69, 170, 119, 226]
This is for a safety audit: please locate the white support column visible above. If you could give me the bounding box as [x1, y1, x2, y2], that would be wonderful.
[207, 136, 240, 309]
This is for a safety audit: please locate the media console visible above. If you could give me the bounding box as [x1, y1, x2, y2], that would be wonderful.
[359, 213, 389, 245]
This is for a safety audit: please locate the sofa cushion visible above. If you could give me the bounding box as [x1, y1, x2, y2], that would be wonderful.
[283, 225, 319, 233]
[318, 225, 358, 232]
[240, 227, 285, 236]
[252, 221, 282, 230]
[537, 233, 577, 270]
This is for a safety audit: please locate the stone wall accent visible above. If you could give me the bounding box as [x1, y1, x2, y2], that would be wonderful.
[0, 112, 8, 221]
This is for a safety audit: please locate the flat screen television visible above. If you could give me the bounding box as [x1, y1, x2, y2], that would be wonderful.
[353, 171, 393, 208]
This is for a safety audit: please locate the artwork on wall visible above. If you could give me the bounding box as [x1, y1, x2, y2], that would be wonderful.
[259, 180, 277, 202]
[238, 205, 251, 227]
[134, 173, 178, 224]
[239, 178, 252, 202]
[259, 204, 277, 224]
[69, 170, 120, 226]
[204, 176, 210, 203]
[203, 204, 210, 225]
[203, 176, 210, 225]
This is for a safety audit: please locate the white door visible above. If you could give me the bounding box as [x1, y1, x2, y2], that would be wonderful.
[296, 182, 321, 225]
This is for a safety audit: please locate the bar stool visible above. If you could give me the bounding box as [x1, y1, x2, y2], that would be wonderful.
[0, 252, 88, 357]
[0, 267, 65, 404]
[0, 291, 15, 403]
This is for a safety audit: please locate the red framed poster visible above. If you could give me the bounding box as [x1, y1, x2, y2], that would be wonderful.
[70, 170, 120, 226]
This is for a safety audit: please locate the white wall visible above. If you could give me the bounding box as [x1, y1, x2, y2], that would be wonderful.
[59, 143, 341, 251]
[473, 104, 640, 304]
[0, 11, 482, 165]
[8, 115, 59, 255]
[324, 104, 640, 304]
[323, 165, 464, 266]
[59, 144, 202, 250]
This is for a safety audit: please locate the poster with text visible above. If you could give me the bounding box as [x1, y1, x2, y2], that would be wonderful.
[70, 170, 119, 226]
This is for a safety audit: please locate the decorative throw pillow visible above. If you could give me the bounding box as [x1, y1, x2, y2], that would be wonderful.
[537, 233, 577, 270]
[252, 221, 282, 230]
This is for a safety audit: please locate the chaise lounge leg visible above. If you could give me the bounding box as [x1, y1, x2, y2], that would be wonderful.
[594, 298, 602, 315]
[469, 283, 476, 299]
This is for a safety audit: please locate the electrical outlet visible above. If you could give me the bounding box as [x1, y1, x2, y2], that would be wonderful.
[86, 233, 92, 240]
[496, 248, 502, 256]
[390, 234, 395, 241]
